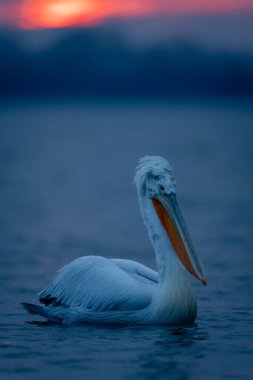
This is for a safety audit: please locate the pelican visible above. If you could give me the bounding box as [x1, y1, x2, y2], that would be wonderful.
[23, 156, 206, 325]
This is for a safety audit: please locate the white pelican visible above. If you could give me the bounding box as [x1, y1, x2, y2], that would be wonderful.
[23, 156, 206, 325]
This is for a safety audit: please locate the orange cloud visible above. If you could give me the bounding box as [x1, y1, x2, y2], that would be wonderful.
[1, 0, 253, 29]
[18, 0, 156, 28]
[19, 0, 99, 28]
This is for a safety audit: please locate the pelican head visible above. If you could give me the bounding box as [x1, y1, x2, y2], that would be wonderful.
[134, 156, 206, 285]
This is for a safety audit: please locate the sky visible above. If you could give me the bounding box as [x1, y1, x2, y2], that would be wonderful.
[0, 0, 253, 29]
[0, 0, 253, 98]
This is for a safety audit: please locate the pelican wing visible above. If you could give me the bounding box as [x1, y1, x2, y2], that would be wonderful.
[38, 256, 155, 312]
[111, 259, 158, 285]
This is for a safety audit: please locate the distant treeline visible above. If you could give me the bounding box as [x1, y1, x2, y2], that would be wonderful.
[0, 28, 253, 97]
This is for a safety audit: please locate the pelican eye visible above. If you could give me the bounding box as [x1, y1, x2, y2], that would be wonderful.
[159, 184, 165, 194]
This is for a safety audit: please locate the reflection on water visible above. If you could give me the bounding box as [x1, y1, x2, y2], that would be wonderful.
[136, 326, 209, 380]
[0, 99, 252, 380]
[1, 322, 210, 380]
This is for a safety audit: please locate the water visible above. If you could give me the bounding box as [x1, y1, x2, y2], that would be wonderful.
[0, 99, 252, 379]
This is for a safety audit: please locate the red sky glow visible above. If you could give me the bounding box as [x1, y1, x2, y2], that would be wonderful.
[0, 0, 253, 29]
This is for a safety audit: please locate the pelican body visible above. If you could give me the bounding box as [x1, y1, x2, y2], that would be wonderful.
[23, 156, 206, 325]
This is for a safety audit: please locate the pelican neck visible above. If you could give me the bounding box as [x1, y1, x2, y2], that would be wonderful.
[139, 195, 183, 285]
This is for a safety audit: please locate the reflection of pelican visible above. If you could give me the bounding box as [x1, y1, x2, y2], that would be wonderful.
[23, 156, 206, 325]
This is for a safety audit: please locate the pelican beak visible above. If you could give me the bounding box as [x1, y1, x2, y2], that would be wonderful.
[152, 193, 206, 285]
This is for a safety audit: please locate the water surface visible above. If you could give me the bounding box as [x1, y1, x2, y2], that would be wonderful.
[0, 99, 252, 379]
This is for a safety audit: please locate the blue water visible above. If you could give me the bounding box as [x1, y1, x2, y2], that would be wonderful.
[0, 99, 252, 379]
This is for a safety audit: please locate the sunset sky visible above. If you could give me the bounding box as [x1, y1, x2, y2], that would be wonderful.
[0, 0, 253, 29]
